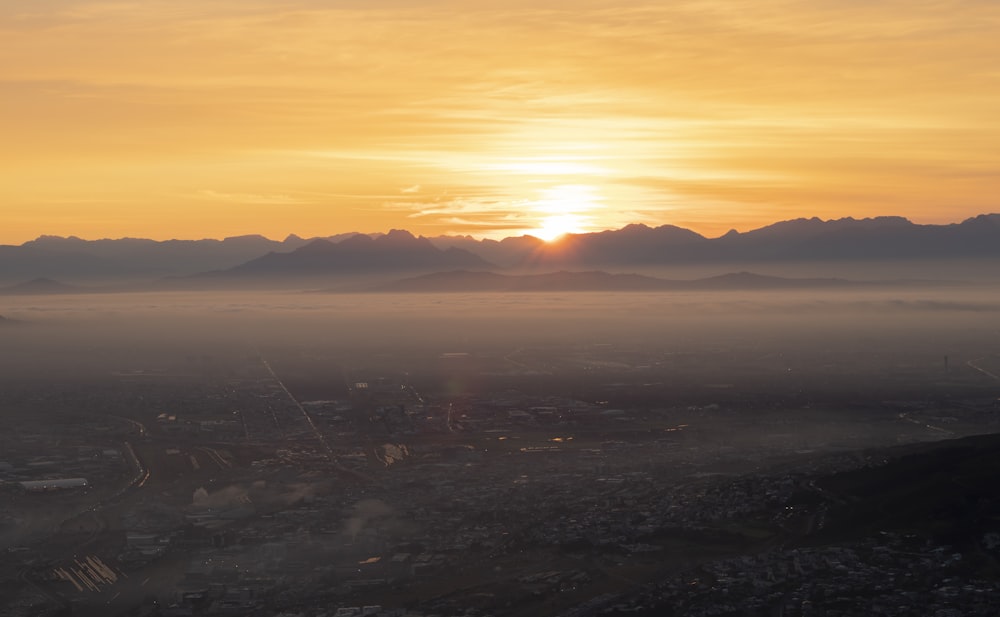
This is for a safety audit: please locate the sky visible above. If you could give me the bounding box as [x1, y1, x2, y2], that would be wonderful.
[2, 0, 1000, 243]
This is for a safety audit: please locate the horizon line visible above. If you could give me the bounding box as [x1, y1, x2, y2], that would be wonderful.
[4, 212, 997, 247]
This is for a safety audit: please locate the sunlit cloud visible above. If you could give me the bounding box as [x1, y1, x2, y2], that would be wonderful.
[480, 159, 610, 177]
[197, 190, 305, 205]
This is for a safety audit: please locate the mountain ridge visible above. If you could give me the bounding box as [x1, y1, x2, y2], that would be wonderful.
[364, 269, 949, 293]
[2, 214, 998, 285]
[217, 229, 493, 279]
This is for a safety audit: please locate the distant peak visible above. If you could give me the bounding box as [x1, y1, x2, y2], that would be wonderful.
[7, 277, 78, 292]
[499, 234, 543, 244]
[860, 216, 911, 225]
[961, 213, 1000, 226]
[338, 233, 375, 246]
[296, 238, 338, 251]
[222, 234, 269, 242]
[27, 234, 84, 244]
[376, 229, 429, 247]
[619, 223, 652, 232]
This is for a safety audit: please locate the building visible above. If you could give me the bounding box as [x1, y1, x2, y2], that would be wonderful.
[18, 478, 89, 492]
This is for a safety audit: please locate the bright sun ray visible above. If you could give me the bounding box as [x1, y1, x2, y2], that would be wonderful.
[530, 184, 602, 241]
[536, 213, 586, 242]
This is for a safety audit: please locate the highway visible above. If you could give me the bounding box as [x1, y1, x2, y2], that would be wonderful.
[259, 354, 376, 483]
[259, 356, 336, 456]
[967, 357, 1000, 382]
[196, 446, 233, 470]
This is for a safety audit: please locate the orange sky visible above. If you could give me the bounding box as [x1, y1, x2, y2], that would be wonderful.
[2, 0, 999, 243]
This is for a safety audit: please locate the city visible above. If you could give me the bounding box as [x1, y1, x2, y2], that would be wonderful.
[2, 294, 999, 616]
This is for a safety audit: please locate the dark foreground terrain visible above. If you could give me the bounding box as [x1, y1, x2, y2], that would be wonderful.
[1, 289, 999, 616]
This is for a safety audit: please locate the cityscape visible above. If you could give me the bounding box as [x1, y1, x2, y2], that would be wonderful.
[4, 1, 1000, 614]
[2, 281, 1000, 616]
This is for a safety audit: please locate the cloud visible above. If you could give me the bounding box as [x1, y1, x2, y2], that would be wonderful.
[197, 190, 305, 205]
[390, 196, 536, 236]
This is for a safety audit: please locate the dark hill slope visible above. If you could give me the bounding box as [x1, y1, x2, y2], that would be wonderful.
[816, 432, 1000, 545]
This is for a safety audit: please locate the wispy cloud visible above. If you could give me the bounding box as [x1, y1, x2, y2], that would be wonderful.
[197, 190, 305, 205]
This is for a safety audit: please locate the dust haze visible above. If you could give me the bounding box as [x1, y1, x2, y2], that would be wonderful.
[2, 287, 998, 382]
[3, 285, 1000, 617]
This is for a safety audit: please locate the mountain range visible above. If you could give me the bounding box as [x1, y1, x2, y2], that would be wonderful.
[369, 270, 864, 293]
[0, 214, 997, 288]
[0, 278, 92, 296]
[429, 214, 1000, 267]
[0, 232, 358, 283]
[208, 229, 491, 280]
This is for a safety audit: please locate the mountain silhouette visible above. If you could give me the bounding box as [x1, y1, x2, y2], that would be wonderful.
[713, 215, 1000, 261]
[529, 223, 708, 267]
[0, 278, 90, 295]
[208, 230, 493, 281]
[428, 214, 1000, 267]
[370, 270, 861, 293]
[3, 214, 999, 285]
[372, 270, 665, 292]
[0, 234, 321, 283]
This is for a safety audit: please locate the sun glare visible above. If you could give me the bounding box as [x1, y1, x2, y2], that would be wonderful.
[535, 213, 586, 242]
[530, 184, 602, 242]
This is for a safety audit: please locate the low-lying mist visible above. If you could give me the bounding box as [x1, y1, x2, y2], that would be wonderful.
[1, 287, 998, 385]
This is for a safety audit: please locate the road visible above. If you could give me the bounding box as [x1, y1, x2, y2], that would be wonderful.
[259, 354, 376, 483]
[967, 357, 1000, 382]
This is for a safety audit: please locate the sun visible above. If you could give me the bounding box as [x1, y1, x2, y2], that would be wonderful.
[530, 184, 601, 242]
[535, 213, 586, 242]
